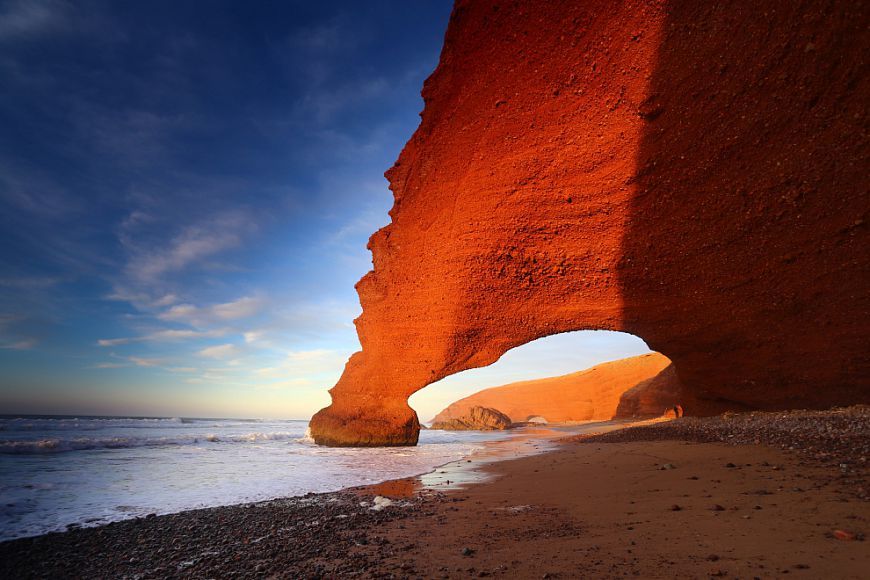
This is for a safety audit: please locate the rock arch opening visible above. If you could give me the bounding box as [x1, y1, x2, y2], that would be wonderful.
[409, 330, 660, 425]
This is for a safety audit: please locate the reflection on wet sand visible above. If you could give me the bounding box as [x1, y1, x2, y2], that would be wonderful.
[361, 419, 654, 498]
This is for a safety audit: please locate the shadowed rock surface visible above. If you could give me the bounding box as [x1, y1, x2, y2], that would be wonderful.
[430, 406, 513, 431]
[616, 362, 684, 418]
[430, 353, 679, 425]
[311, 0, 870, 446]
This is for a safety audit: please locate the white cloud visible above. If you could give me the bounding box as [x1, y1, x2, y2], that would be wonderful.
[242, 330, 266, 344]
[158, 303, 197, 321]
[97, 337, 129, 347]
[151, 329, 220, 341]
[97, 327, 227, 347]
[198, 343, 240, 359]
[0, 338, 37, 350]
[92, 362, 127, 369]
[104, 288, 181, 311]
[124, 212, 255, 284]
[152, 293, 178, 307]
[128, 356, 161, 367]
[212, 296, 262, 320]
[158, 296, 264, 326]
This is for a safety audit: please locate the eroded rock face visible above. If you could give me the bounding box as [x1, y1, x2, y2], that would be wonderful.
[615, 364, 684, 419]
[430, 406, 513, 431]
[430, 353, 677, 424]
[310, 0, 870, 446]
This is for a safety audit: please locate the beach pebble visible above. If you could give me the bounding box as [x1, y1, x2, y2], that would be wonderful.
[370, 496, 393, 511]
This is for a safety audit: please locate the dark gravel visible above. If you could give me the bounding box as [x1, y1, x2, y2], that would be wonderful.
[0, 490, 443, 579]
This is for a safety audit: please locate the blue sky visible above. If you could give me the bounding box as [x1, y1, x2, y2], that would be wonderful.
[0, 0, 650, 420]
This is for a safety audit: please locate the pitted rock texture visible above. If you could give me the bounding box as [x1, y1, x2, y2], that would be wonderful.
[430, 353, 677, 425]
[310, 0, 870, 446]
[430, 406, 513, 431]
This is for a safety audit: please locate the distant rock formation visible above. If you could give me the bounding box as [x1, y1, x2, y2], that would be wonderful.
[430, 406, 513, 431]
[310, 0, 870, 446]
[430, 353, 680, 425]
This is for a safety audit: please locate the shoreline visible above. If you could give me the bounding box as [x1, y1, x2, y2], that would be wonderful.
[2, 409, 867, 578]
[0, 420, 630, 544]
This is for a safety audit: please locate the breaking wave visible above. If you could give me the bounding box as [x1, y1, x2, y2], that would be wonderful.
[0, 432, 299, 454]
[0, 416, 267, 432]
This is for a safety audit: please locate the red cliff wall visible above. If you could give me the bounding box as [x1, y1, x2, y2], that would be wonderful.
[430, 353, 677, 424]
[310, 0, 870, 446]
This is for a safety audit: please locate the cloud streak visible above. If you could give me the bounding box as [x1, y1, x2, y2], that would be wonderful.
[125, 212, 256, 283]
[198, 343, 241, 360]
[97, 328, 227, 347]
[158, 295, 265, 326]
[0, 0, 69, 41]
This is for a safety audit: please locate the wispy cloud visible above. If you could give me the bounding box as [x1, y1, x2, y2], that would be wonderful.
[0, 338, 37, 350]
[124, 212, 256, 283]
[213, 296, 262, 319]
[128, 356, 162, 367]
[0, 314, 41, 350]
[197, 343, 241, 360]
[242, 330, 265, 344]
[91, 362, 127, 369]
[0, 159, 82, 219]
[158, 295, 265, 326]
[97, 327, 227, 347]
[104, 288, 179, 312]
[0, 0, 69, 41]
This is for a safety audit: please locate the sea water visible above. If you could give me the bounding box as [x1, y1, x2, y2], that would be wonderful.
[0, 415, 513, 542]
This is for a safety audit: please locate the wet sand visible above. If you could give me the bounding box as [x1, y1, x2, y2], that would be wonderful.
[2, 410, 867, 578]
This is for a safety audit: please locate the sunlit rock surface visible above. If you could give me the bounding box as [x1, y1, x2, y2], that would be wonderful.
[310, 0, 869, 446]
[430, 353, 678, 425]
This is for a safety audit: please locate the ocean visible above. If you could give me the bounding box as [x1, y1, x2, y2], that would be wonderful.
[0, 415, 514, 542]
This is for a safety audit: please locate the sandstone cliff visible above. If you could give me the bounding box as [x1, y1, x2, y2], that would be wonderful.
[310, 0, 870, 446]
[430, 353, 677, 425]
[430, 406, 513, 431]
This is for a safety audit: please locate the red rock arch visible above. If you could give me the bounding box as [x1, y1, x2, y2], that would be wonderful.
[309, 0, 869, 446]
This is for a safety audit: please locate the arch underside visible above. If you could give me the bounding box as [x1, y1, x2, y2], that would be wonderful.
[309, 0, 870, 446]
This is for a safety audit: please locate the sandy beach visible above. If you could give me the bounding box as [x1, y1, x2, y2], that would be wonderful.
[2, 409, 867, 579]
